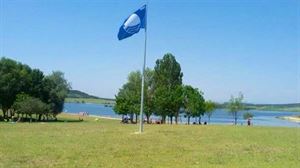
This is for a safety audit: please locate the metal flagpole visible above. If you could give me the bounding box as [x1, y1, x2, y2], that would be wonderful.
[139, 5, 147, 133]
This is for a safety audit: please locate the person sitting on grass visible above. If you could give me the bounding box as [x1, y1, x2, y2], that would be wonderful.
[121, 116, 129, 124]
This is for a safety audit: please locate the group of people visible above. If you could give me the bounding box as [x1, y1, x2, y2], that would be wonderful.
[121, 116, 130, 123]
[120, 117, 159, 124]
[120, 115, 253, 126]
[192, 121, 208, 125]
[78, 112, 89, 121]
[120, 116, 211, 125]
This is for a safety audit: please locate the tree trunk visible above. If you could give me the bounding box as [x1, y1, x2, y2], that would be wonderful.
[30, 114, 32, 123]
[146, 115, 150, 124]
[162, 115, 166, 124]
[170, 116, 173, 124]
[16, 113, 19, 122]
[187, 116, 190, 125]
[6, 109, 10, 121]
[135, 114, 138, 124]
[10, 109, 15, 120]
[198, 116, 201, 124]
[54, 115, 57, 121]
[0, 108, 3, 117]
[130, 113, 134, 123]
[2, 108, 8, 120]
[234, 112, 237, 125]
[176, 110, 180, 124]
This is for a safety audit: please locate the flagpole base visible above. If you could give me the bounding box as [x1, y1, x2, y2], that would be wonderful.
[133, 131, 143, 134]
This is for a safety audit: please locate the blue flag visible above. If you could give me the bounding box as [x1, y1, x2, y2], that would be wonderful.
[118, 5, 146, 40]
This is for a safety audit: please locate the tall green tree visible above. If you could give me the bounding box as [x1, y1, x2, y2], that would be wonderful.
[114, 87, 131, 120]
[114, 69, 154, 123]
[42, 71, 70, 118]
[153, 85, 183, 124]
[153, 53, 183, 124]
[205, 100, 216, 123]
[28, 69, 45, 99]
[195, 91, 205, 124]
[182, 85, 205, 124]
[143, 69, 155, 123]
[227, 92, 244, 125]
[0, 58, 32, 119]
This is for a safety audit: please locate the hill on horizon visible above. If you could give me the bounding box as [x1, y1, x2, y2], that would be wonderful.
[67, 90, 114, 101]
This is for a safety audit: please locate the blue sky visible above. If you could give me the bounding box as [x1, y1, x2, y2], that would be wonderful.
[1, 0, 299, 104]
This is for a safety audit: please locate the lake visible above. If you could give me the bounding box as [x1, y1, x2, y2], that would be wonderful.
[63, 103, 300, 127]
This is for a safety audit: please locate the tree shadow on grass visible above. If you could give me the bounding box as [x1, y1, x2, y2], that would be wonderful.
[0, 116, 85, 123]
[46, 119, 84, 123]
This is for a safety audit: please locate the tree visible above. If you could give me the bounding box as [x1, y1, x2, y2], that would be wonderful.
[28, 69, 45, 99]
[205, 100, 216, 123]
[153, 85, 183, 124]
[114, 81, 137, 123]
[12, 94, 49, 122]
[42, 71, 71, 118]
[114, 88, 131, 120]
[143, 69, 155, 123]
[153, 53, 183, 124]
[243, 111, 254, 126]
[243, 112, 254, 120]
[0, 57, 71, 122]
[195, 91, 205, 124]
[114, 69, 154, 123]
[0, 58, 32, 119]
[227, 92, 244, 125]
[182, 85, 205, 124]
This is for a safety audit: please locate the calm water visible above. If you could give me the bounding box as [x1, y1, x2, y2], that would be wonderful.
[63, 103, 300, 127]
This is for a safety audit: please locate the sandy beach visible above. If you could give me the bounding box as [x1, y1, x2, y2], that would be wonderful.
[65, 112, 121, 121]
[89, 115, 121, 120]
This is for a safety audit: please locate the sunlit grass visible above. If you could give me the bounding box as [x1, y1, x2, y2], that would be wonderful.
[0, 113, 299, 168]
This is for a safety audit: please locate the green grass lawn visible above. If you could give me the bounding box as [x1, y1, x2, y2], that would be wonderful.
[0, 113, 299, 168]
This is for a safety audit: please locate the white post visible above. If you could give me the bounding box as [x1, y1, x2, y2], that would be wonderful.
[139, 5, 147, 133]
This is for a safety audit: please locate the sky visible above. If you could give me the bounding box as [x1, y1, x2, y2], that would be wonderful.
[1, 0, 299, 104]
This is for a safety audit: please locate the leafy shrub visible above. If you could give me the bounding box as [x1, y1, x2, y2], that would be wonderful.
[243, 112, 254, 120]
[13, 94, 50, 122]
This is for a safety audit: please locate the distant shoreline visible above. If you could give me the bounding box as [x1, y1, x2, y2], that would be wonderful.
[277, 116, 300, 123]
[246, 107, 300, 113]
[65, 98, 300, 113]
[65, 98, 115, 106]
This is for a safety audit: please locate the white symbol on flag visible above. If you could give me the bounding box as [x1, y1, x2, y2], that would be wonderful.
[123, 14, 141, 34]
